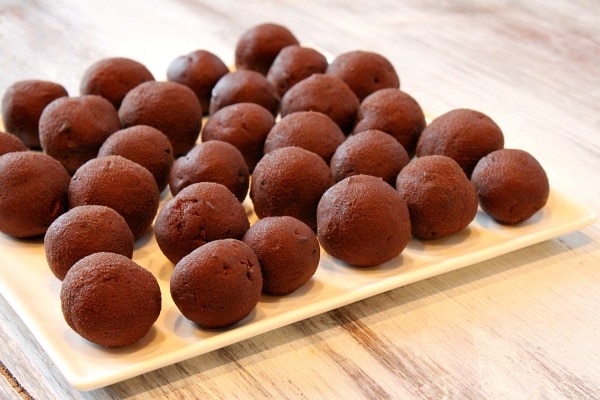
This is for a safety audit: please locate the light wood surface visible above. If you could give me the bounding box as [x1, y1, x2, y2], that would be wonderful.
[1, 1, 599, 398]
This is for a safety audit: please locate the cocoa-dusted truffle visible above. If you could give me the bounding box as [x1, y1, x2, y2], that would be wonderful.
[396, 155, 478, 240]
[170, 239, 262, 328]
[0, 131, 28, 156]
[471, 149, 550, 224]
[44, 205, 134, 280]
[317, 174, 411, 267]
[119, 81, 202, 156]
[69, 155, 160, 239]
[39, 95, 121, 174]
[243, 216, 319, 295]
[267, 45, 329, 97]
[155, 182, 250, 265]
[416, 108, 504, 178]
[80, 57, 155, 109]
[61, 252, 161, 347]
[250, 146, 334, 230]
[0, 151, 70, 238]
[263, 111, 345, 163]
[209, 70, 280, 116]
[201, 102, 275, 172]
[1, 79, 68, 148]
[169, 140, 249, 201]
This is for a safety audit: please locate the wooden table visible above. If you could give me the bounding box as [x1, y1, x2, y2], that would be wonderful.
[1, 1, 599, 398]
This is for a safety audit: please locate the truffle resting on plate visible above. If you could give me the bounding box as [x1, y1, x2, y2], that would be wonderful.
[209, 70, 280, 116]
[61, 252, 161, 347]
[267, 45, 329, 97]
[0, 131, 28, 156]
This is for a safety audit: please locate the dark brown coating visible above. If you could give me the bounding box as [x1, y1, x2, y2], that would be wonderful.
[235, 23, 300, 75]
[201, 102, 275, 172]
[0, 151, 70, 238]
[119, 81, 203, 156]
[266, 45, 329, 97]
[170, 239, 262, 328]
[167, 50, 230, 113]
[98, 125, 174, 192]
[44, 205, 134, 280]
[68, 155, 160, 239]
[416, 108, 504, 178]
[263, 111, 346, 163]
[353, 88, 426, 157]
[61, 252, 161, 347]
[209, 70, 280, 116]
[243, 216, 319, 295]
[280, 73, 359, 134]
[330, 129, 410, 186]
[1, 79, 68, 148]
[326, 50, 400, 101]
[250, 146, 334, 230]
[0, 131, 28, 156]
[396, 155, 478, 240]
[471, 149, 550, 224]
[155, 182, 250, 265]
[80, 57, 155, 109]
[317, 174, 411, 267]
[168, 140, 249, 201]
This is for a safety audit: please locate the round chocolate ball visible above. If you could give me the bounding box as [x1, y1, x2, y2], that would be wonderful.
[267, 45, 329, 97]
[0, 131, 28, 156]
[209, 70, 280, 116]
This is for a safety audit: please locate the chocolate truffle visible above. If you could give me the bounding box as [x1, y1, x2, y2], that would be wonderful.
[119, 81, 203, 156]
[263, 111, 345, 163]
[396, 155, 478, 240]
[317, 174, 411, 267]
[169, 140, 249, 201]
[98, 125, 174, 192]
[330, 129, 410, 186]
[326, 50, 400, 101]
[170, 239, 262, 328]
[68, 155, 160, 239]
[250, 146, 334, 230]
[0, 151, 70, 238]
[416, 108, 504, 178]
[243, 216, 319, 295]
[39, 95, 121, 174]
[44, 205, 134, 280]
[235, 23, 300, 75]
[167, 50, 230, 113]
[471, 149, 550, 224]
[201, 102, 275, 171]
[267, 45, 329, 96]
[1, 79, 68, 148]
[80, 57, 155, 109]
[155, 182, 250, 264]
[0, 131, 28, 156]
[209, 70, 280, 116]
[61, 252, 161, 347]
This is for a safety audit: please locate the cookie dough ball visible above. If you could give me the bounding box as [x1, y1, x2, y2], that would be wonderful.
[250, 146, 334, 230]
[243, 216, 319, 295]
[353, 88, 426, 156]
[170, 239, 262, 328]
[98, 125, 174, 192]
[61, 252, 161, 347]
[0, 131, 28, 156]
[119, 81, 203, 156]
[201, 102, 275, 171]
[416, 108, 504, 178]
[326, 50, 400, 101]
[0, 151, 70, 238]
[280, 73, 359, 134]
[39, 95, 121, 174]
[471, 149, 550, 224]
[267, 45, 329, 97]
[330, 129, 410, 186]
[169, 140, 249, 201]
[167, 50, 230, 113]
[69, 155, 160, 239]
[1, 79, 68, 148]
[80, 57, 155, 109]
[235, 23, 299, 75]
[44, 205, 134, 280]
[264, 111, 345, 163]
[209, 70, 280, 116]
[155, 182, 250, 264]
[396, 155, 478, 240]
[317, 174, 411, 267]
